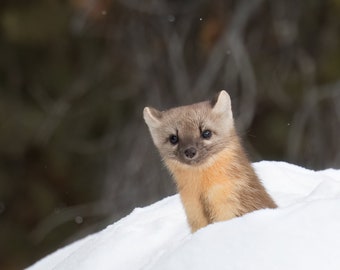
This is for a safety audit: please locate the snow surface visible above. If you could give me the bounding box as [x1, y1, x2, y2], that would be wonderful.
[27, 161, 340, 270]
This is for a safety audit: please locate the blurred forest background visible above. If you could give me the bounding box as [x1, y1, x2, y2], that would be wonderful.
[0, 0, 340, 269]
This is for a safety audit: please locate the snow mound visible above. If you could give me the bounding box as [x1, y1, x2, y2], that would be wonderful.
[27, 161, 340, 270]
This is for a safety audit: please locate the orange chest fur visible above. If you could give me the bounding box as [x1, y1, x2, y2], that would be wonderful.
[175, 166, 232, 195]
[164, 144, 275, 232]
[168, 149, 237, 195]
[166, 155, 241, 232]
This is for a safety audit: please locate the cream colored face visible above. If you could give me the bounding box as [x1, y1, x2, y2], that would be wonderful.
[143, 91, 235, 166]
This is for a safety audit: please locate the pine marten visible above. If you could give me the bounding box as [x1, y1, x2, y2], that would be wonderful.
[143, 90, 277, 232]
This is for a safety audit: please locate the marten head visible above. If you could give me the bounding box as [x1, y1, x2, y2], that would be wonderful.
[143, 90, 235, 167]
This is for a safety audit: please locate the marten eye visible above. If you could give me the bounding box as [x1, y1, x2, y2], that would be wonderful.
[201, 129, 212, 139]
[169, 134, 179, 145]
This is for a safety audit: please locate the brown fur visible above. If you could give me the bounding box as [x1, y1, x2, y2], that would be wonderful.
[143, 91, 277, 232]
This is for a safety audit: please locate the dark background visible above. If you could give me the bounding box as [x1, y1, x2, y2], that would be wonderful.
[1, 0, 339, 269]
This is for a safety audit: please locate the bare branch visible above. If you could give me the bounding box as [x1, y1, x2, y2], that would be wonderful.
[30, 200, 113, 243]
[194, 0, 264, 99]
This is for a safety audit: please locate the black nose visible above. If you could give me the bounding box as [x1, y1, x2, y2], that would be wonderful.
[184, 147, 197, 159]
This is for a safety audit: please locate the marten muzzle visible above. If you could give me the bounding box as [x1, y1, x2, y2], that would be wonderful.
[184, 147, 197, 159]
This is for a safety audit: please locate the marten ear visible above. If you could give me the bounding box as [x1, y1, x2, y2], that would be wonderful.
[211, 90, 232, 115]
[143, 107, 162, 128]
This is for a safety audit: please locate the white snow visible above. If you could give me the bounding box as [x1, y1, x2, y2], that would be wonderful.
[27, 161, 340, 270]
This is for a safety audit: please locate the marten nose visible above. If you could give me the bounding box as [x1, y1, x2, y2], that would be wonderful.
[184, 147, 197, 159]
